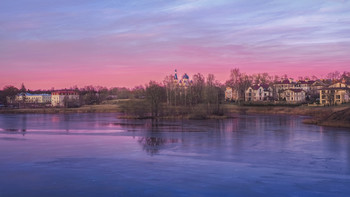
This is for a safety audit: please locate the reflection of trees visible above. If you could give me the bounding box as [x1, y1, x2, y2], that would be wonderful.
[63, 115, 71, 132]
[21, 115, 27, 135]
[138, 137, 179, 155]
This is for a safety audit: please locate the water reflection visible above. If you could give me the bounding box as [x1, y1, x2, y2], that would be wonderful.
[0, 114, 350, 170]
[121, 115, 350, 173]
[1, 113, 350, 196]
[138, 137, 180, 155]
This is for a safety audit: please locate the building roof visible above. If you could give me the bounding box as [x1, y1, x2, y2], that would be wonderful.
[312, 80, 326, 86]
[298, 80, 315, 85]
[251, 85, 260, 90]
[52, 90, 78, 95]
[260, 84, 270, 89]
[276, 79, 292, 84]
[182, 73, 189, 79]
[250, 84, 270, 91]
[284, 89, 304, 93]
[18, 93, 51, 96]
[321, 87, 350, 90]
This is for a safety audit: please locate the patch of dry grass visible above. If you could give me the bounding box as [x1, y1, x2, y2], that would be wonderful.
[0, 104, 121, 114]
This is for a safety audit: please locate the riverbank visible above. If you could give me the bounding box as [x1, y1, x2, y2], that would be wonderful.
[0, 103, 346, 117]
[1, 103, 349, 128]
[303, 107, 350, 128]
[224, 104, 350, 128]
[223, 104, 349, 116]
[0, 104, 120, 114]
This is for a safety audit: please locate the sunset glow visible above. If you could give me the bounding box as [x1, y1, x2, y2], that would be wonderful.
[1, 0, 350, 89]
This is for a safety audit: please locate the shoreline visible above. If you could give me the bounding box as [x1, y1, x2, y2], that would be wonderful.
[0, 104, 120, 114]
[0, 103, 346, 116]
[1, 104, 349, 128]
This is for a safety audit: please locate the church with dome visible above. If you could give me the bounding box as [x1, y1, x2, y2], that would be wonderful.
[173, 69, 192, 88]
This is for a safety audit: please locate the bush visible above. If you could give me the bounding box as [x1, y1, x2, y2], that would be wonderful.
[119, 99, 150, 118]
[189, 105, 207, 119]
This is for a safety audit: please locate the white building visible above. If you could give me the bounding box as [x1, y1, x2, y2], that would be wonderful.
[245, 84, 273, 101]
[51, 91, 79, 107]
[282, 89, 306, 103]
[15, 93, 51, 103]
[225, 87, 240, 101]
[295, 80, 315, 92]
[320, 82, 350, 105]
[225, 87, 233, 101]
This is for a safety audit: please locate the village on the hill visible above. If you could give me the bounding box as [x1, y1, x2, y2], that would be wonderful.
[225, 78, 350, 106]
[1, 69, 350, 109]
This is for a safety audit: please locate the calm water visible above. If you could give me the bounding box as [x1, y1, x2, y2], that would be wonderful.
[0, 113, 350, 197]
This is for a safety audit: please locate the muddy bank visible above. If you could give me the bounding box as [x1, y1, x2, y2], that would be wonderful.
[303, 107, 350, 128]
[223, 104, 348, 116]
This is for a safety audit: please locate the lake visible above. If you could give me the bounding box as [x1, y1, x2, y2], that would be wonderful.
[0, 113, 350, 197]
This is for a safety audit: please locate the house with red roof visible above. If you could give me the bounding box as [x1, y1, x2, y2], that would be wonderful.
[245, 84, 273, 102]
[295, 80, 315, 92]
[51, 90, 79, 107]
[273, 79, 297, 100]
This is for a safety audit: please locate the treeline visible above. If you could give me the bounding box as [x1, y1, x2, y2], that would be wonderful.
[120, 73, 225, 119]
[121, 69, 350, 118]
[1, 69, 349, 116]
[0, 84, 146, 106]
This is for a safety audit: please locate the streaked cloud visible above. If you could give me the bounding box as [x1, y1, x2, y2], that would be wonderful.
[0, 0, 350, 89]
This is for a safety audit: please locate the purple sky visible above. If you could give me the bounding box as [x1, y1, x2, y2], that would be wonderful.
[1, 0, 350, 89]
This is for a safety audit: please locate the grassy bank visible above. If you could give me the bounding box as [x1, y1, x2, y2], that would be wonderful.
[223, 103, 349, 116]
[1, 102, 349, 128]
[0, 104, 121, 114]
[302, 107, 350, 128]
[224, 103, 350, 128]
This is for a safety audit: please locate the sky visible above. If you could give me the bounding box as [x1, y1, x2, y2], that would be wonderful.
[1, 0, 350, 89]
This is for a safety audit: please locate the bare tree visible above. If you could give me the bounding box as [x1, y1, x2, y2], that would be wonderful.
[132, 85, 145, 99]
[1, 86, 19, 105]
[20, 83, 27, 106]
[341, 72, 350, 83]
[146, 81, 166, 117]
[191, 73, 205, 105]
[163, 75, 174, 105]
[326, 71, 341, 82]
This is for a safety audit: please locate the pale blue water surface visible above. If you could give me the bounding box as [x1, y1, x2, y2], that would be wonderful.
[0, 113, 350, 197]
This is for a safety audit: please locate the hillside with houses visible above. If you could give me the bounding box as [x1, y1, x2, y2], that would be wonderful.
[0, 69, 349, 115]
[225, 78, 350, 106]
[224, 69, 350, 106]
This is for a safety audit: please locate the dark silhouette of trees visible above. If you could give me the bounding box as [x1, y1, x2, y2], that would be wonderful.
[1, 86, 19, 105]
[80, 86, 99, 105]
[20, 83, 27, 106]
[146, 81, 166, 117]
[132, 85, 145, 99]
[191, 73, 205, 105]
[226, 68, 252, 102]
[326, 71, 341, 82]
[341, 72, 350, 83]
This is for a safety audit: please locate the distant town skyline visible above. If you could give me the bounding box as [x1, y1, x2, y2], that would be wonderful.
[1, 0, 350, 89]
